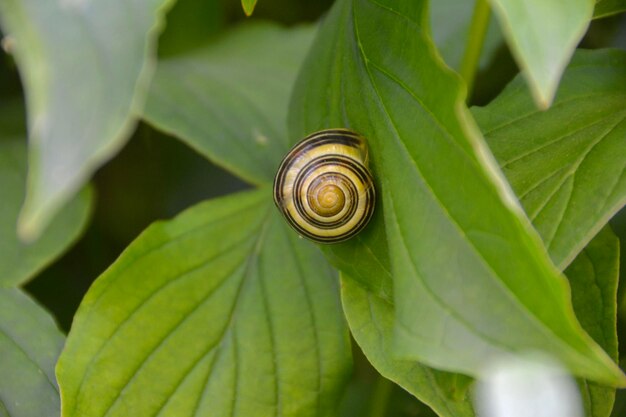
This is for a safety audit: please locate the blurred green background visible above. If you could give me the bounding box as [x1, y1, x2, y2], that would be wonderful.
[1, 0, 625, 415]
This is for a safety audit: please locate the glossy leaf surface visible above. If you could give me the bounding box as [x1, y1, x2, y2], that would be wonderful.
[57, 189, 351, 417]
[487, 0, 594, 107]
[0, 0, 173, 239]
[289, 0, 624, 385]
[144, 23, 315, 185]
[0, 287, 64, 417]
[474, 49, 626, 270]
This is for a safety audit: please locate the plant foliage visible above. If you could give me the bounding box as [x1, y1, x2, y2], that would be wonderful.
[0, 0, 624, 416]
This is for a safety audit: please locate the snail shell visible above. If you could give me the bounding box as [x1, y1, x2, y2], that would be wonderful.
[273, 129, 376, 243]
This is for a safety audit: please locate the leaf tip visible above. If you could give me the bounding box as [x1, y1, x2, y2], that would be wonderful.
[17, 207, 42, 244]
[525, 76, 557, 111]
[241, 0, 257, 16]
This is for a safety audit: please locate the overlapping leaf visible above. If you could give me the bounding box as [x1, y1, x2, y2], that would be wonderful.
[487, 0, 594, 107]
[339, 47, 625, 417]
[0, 100, 92, 287]
[568, 226, 620, 417]
[341, 224, 621, 417]
[341, 277, 475, 417]
[144, 23, 315, 185]
[0, 0, 174, 240]
[57, 189, 352, 417]
[289, 0, 624, 386]
[0, 287, 65, 417]
[474, 49, 626, 270]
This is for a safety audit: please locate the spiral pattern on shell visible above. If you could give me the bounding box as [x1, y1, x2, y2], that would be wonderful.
[273, 129, 376, 243]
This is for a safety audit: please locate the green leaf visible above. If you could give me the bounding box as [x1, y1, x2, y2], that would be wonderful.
[341, 277, 475, 417]
[430, 0, 501, 71]
[320, 207, 393, 302]
[473, 49, 626, 270]
[487, 0, 594, 108]
[0, 287, 65, 417]
[144, 22, 315, 185]
[340, 227, 621, 417]
[289, 0, 624, 386]
[0, 0, 174, 240]
[341, 49, 626, 417]
[57, 189, 351, 417]
[594, 0, 626, 18]
[241, 0, 258, 16]
[567, 226, 620, 417]
[0, 102, 92, 287]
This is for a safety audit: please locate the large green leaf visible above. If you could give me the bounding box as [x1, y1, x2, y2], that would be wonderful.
[57, 189, 351, 417]
[0, 0, 173, 240]
[289, 0, 623, 385]
[340, 49, 626, 417]
[487, 0, 594, 108]
[144, 23, 315, 185]
[568, 226, 620, 417]
[473, 49, 626, 270]
[0, 287, 65, 417]
[0, 138, 92, 287]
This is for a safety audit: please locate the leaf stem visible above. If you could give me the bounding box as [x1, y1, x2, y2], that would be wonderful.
[368, 375, 394, 417]
[459, 0, 491, 98]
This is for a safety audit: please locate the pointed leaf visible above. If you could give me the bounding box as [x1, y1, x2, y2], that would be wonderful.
[143, 23, 315, 185]
[0, 287, 65, 417]
[340, 50, 626, 417]
[57, 189, 351, 417]
[0, 139, 92, 287]
[473, 49, 626, 270]
[0, 101, 92, 287]
[567, 226, 620, 417]
[487, 0, 594, 108]
[0, 0, 174, 240]
[241, 0, 258, 16]
[340, 227, 621, 417]
[288, 0, 623, 386]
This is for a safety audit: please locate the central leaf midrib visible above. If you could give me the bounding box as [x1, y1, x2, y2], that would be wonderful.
[284, 226, 323, 417]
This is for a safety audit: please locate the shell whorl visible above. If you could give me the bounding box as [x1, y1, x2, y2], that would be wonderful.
[273, 129, 376, 243]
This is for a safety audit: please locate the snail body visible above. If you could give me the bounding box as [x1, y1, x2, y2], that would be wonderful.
[273, 129, 376, 243]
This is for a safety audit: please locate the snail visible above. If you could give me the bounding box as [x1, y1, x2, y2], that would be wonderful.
[273, 129, 376, 243]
